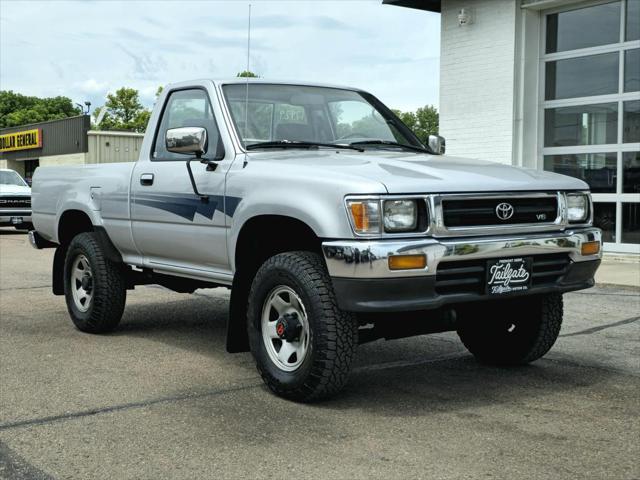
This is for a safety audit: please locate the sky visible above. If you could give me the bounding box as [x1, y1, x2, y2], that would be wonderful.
[0, 0, 440, 113]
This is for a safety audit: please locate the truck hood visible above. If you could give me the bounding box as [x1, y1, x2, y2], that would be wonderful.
[0, 184, 31, 195]
[247, 150, 588, 193]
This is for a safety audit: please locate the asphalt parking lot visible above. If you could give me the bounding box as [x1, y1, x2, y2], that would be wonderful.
[0, 228, 638, 480]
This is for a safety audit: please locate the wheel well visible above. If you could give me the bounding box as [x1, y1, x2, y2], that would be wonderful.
[227, 215, 323, 353]
[235, 215, 322, 275]
[58, 210, 94, 245]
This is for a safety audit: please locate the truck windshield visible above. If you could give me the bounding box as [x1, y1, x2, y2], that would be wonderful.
[222, 83, 424, 151]
[0, 171, 27, 186]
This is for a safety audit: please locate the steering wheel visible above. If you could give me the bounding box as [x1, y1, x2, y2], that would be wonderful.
[335, 132, 370, 141]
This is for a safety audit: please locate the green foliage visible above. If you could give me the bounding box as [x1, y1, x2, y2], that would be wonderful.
[392, 105, 439, 144]
[93, 87, 150, 133]
[236, 71, 259, 78]
[0, 90, 81, 128]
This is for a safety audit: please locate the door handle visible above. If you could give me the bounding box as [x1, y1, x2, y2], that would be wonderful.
[140, 173, 154, 186]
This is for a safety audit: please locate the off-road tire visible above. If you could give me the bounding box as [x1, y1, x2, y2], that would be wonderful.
[456, 293, 563, 365]
[247, 251, 358, 402]
[64, 232, 126, 333]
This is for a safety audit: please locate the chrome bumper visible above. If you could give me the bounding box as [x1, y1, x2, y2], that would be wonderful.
[322, 228, 602, 279]
[0, 214, 32, 223]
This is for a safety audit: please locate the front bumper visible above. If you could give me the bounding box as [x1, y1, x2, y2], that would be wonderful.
[322, 228, 602, 312]
[0, 212, 32, 226]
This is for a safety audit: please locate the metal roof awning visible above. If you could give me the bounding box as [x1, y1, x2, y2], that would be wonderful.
[382, 0, 441, 12]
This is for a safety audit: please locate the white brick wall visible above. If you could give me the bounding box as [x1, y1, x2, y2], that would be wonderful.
[439, 0, 518, 164]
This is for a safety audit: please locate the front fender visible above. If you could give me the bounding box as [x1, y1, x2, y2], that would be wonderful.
[228, 192, 351, 272]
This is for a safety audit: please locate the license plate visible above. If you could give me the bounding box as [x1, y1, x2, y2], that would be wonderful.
[10, 217, 23, 225]
[486, 257, 532, 295]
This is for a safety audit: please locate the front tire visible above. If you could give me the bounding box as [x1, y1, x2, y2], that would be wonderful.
[64, 232, 126, 333]
[456, 293, 563, 365]
[247, 251, 358, 402]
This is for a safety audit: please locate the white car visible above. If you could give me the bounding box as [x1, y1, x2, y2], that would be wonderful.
[0, 169, 32, 230]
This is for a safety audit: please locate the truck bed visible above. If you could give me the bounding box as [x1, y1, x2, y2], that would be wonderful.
[31, 162, 136, 243]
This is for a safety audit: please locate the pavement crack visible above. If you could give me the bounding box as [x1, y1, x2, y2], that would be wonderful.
[560, 315, 639, 337]
[0, 382, 261, 432]
[0, 285, 49, 291]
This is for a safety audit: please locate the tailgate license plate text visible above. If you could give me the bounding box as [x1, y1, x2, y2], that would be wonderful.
[10, 217, 22, 225]
[486, 257, 532, 295]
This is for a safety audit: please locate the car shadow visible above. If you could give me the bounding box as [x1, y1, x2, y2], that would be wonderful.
[111, 293, 613, 414]
[0, 227, 27, 235]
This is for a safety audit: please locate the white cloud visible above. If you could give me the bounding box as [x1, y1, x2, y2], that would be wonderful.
[0, 1, 440, 111]
[77, 79, 109, 94]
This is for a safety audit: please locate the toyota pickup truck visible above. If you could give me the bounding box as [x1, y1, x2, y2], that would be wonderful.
[30, 79, 602, 401]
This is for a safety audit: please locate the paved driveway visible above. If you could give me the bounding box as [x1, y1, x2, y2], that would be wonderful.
[1, 229, 638, 479]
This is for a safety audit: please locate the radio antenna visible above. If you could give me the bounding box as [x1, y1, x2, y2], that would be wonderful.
[243, 3, 252, 151]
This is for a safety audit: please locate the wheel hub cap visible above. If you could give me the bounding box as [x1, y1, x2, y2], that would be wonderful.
[276, 313, 302, 342]
[261, 286, 310, 372]
[70, 254, 93, 313]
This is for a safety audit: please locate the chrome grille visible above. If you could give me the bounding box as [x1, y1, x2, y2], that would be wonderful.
[442, 196, 558, 228]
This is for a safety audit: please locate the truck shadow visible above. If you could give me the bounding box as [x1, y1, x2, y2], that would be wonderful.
[113, 293, 615, 415]
[0, 228, 27, 235]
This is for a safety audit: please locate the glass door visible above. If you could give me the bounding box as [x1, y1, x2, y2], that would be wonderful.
[541, 0, 640, 252]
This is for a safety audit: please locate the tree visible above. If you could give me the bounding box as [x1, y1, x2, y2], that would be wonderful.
[236, 71, 259, 78]
[93, 87, 149, 133]
[0, 91, 81, 128]
[392, 105, 439, 144]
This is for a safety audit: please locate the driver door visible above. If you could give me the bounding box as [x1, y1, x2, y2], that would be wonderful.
[130, 87, 232, 275]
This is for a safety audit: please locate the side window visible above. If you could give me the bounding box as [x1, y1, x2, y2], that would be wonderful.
[153, 89, 223, 161]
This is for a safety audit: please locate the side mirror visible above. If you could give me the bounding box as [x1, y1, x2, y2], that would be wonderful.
[428, 135, 446, 155]
[166, 127, 207, 157]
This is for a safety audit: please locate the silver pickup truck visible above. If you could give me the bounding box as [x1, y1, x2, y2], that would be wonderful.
[30, 79, 602, 401]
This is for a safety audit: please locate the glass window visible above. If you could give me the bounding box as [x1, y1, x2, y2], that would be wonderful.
[623, 151, 640, 193]
[546, 53, 619, 100]
[625, 49, 639, 92]
[626, 0, 640, 41]
[544, 153, 617, 193]
[623, 100, 640, 143]
[546, 2, 620, 53]
[0, 170, 27, 186]
[223, 83, 420, 148]
[152, 89, 222, 161]
[622, 203, 640, 243]
[545, 103, 617, 147]
[593, 202, 617, 242]
[229, 102, 274, 143]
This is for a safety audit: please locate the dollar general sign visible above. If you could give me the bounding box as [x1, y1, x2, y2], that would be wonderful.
[0, 129, 42, 152]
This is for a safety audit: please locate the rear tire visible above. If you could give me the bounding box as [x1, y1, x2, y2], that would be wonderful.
[247, 251, 358, 402]
[456, 293, 563, 365]
[64, 232, 126, 333]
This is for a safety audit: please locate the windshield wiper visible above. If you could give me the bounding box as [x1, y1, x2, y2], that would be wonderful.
[349, 140, 432, 154]
[245, 140, 364, 152]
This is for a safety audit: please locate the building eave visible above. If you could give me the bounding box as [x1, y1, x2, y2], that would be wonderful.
[382, 0, 441, 13]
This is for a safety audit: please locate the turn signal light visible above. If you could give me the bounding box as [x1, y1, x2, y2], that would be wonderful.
[581, 241, 600, 256]
[388, 254, 427, 270]
[349, 202, 369, 232]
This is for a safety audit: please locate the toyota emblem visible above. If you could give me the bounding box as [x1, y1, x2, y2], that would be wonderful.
[495, 202, 514, 220]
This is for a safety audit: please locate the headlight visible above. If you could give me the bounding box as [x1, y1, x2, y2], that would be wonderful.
[566, 193, 589, 222]
[346, 199, 381, 234]
[383, 200, 417, 232]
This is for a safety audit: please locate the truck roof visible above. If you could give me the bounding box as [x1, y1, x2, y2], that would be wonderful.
[164, 78, 364, 93]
